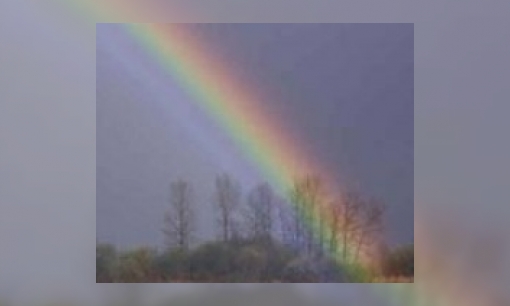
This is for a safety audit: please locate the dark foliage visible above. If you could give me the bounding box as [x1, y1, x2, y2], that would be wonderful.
[97, 238, 355, 282]
[381, 244, 414, 277]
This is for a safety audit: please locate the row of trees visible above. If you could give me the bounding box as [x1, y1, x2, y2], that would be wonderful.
[162, 174, 385, 265]
[97, 173, 413, 282]
[96, 239, 413, 282]
[97, 238, 346, 282]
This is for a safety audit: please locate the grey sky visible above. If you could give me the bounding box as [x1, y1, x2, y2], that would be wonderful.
[96, 23, 413, 248]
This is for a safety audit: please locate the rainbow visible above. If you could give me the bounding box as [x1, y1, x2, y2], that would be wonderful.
[98, 20, 372, 275]
[57, 1, 496, 305]
[82, 0, 383, 279]
[94, 14, 374, 275]
[123, 23, 321, 194]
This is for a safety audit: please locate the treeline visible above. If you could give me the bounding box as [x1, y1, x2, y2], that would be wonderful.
[97, 173, 414, 282]
[98, 237, 341, 282]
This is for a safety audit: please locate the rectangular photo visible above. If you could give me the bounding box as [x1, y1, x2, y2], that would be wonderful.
[96, 23, 414, 283]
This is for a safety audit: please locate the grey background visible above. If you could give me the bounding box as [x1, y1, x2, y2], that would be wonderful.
[1, 0, 509, 305]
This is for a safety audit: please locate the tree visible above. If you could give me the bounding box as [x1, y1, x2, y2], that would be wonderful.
[327, 200, 342, 256]
[245, 183, 274, 240]
[289, 175, 325, 255]
[353, 197, 385, 263]
[327, 189, 386, 265]
[162, 179, 196, 251]
[214, 173, 241, 242]
[276, 196, 297, 248]
[338, 190, 364, 263]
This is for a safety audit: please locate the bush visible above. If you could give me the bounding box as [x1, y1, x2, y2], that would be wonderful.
[154, 248, 191, 281]
[97, 239, 362, 282]
[189, 242, 237, 281]
[115, 247, 157, 282]
[381, 244, 414, 277]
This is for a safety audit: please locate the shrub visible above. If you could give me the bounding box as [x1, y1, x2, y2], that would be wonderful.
[381, 244, 414, 277]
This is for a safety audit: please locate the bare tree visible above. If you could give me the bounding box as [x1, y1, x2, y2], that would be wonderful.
[338, 190, 364, 263]
[327, 199, 342, 256]
[333, 189, 386, 265]
[353, 198, 385, 263]
[276, 197, 295, 247]
[289, 175, 325, 255]
[245, 183, 274, 240]
[289, 178, 306, 252]
[214, 173, 241, 242]
[162, 179, 195, 251]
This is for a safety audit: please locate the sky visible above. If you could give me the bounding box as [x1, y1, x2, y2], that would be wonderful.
[96, 23, 414, 249]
